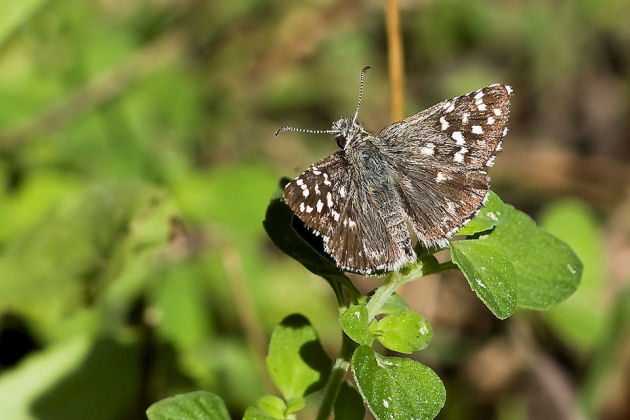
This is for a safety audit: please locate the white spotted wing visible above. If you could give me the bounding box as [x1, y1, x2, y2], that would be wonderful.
[378, 84, 512, 247]
[283, 151, 416, 274]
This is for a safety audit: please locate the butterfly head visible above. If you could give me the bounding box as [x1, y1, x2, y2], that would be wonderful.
[331, 117, 366, 149]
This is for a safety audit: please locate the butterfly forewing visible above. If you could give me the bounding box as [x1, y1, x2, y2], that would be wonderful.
[283, 151, 415, 274]
[283, 151, 349, 241]
[378, 84, 511, 246]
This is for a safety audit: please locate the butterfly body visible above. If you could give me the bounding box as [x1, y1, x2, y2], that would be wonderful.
[279, 73, 512, 275]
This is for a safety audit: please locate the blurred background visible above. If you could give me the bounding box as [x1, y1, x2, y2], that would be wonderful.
[0, 0, 629, 419]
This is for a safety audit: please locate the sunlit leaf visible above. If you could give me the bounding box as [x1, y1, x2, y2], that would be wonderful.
[147, 391, 229, 420]
[340, 304, 372, 345]
[266, 314, 331, 401]
[352, 346, 445, 420]
[371, 310, 433, 353]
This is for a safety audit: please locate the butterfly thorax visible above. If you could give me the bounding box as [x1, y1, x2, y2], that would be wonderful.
[331, 117, 370, 149]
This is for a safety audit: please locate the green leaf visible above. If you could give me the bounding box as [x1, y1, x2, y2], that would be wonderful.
[450, 192, 582, 316]
[285, 397, 306, 414]
[266, 314, 331, 401]
[378, 293, 411, 315]
[257, 395, 286, 418]
[352, 346, 445, 420]
[450, 240, 517, 319]
[371, 310, 433, 353]
[457, 191, 504, 235]
[340, 304, 373, 345]
[494, 205, 582, 309]
[146, 391, 229, 420]
[334, 382, 366, 420]
[243, 407, 278, 420]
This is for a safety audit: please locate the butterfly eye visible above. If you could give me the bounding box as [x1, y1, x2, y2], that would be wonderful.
[336, 136, 347, 149]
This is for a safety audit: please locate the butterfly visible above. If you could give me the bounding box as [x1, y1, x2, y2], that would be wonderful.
[276, 66, 511, 275]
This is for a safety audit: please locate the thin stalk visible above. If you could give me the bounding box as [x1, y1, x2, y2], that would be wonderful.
[386, 0, 405, 122]
[315, 333, 356, 420]
[366, 262, 423, 321]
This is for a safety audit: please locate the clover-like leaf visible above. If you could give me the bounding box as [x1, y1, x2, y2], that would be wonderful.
[378, 293, 411, 315]
[266, 314, 331, 401]
[285, 397, 305, 414]
[352, 346, 445, 420]
[371, 310, 433, 353]
[146, 391, 229, 420]
[243, 407, 277, 420]
[256, 396, 286, 419]
[340, 303, 373, 345]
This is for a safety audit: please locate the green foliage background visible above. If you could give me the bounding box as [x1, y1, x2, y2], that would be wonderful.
[0, 0, 629, 419]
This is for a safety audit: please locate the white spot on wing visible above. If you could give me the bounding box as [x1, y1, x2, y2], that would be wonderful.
[477, 103, 487, 111]
[503, 127, 509, 136]
[440, 116, 449, 130]
[326, 191, 333, 208]
[493, 108, 502, 116]
[302, 189, 309, 197]
[496, 141, 503, 151]
[316, 200, 324, 213]
[339, 185, 346, 198]
[486, 156, 496, 167]
[446, 102, 455, 113]
[474, 90, 484, 100]
[305, 205, 313, 213]
[454, 147, 468, 163]
[462, 112, 469, 124]
[299, 202, 305, 212]
[452, 131, 465, 145]
[420, 143, 435, 156]
[487, 116, 495, 124]
[472, 125, 483, 134]
[436, 172, 447, 182]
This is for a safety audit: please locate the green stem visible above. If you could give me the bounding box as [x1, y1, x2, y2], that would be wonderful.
[315, 333, 356, 420]
[366, 261, 426, 321]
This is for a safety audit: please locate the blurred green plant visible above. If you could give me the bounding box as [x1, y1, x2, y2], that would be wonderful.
[146, 188, 582, 420]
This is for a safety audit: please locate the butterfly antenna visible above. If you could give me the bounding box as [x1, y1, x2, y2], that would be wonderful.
[353, 65, 371, 123]
[275, 126, 336, 137]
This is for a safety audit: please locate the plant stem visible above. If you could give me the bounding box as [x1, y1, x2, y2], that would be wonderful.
[315, 333, 356, 420]
[366, 262, 425, 321]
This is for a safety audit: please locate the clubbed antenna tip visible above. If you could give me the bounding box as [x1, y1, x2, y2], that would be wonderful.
[353, 66, 371, 122]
